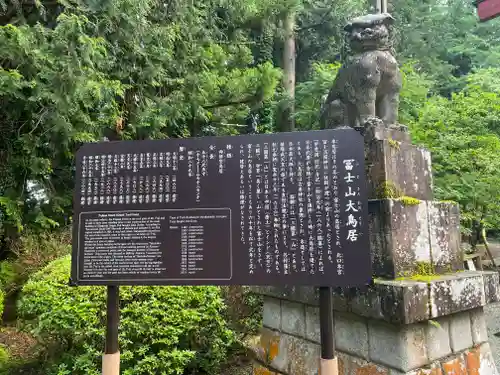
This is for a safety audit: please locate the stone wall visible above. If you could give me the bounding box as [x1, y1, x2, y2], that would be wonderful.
[249, 285, 499, 375]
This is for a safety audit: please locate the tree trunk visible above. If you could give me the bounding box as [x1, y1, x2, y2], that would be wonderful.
[281, 11, 296, 132]
[371, 0, 388, 13]
[481, 227, 497, 268]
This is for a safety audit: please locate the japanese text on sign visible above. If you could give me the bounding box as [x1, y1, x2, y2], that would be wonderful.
[71, 128, 370, 287]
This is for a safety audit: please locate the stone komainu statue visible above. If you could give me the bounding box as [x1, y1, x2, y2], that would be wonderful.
[320, 13, 402, 129]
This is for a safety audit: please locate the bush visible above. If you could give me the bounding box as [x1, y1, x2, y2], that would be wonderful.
[0, 345, 8, 370]
[17, 256, 236, 375]
[221, 286, 262, 338]
[1, 229, 70, 293]
[0, 262, 15, 291]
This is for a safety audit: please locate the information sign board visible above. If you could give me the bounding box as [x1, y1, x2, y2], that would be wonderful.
[71, 128, 370, 287]
[475, 0, 500, 22]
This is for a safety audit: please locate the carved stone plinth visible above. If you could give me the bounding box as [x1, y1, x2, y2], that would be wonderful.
[364, 124, 411, 143]
[368, 199, 462, 279]
[369, 199, 430, 278]
[365, 126, 433, 200]
[428, 201, 462, 273]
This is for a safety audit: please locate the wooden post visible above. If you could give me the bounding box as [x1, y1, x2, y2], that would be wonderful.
[319, 286, 337, 375]
[103, 285, 120, 375]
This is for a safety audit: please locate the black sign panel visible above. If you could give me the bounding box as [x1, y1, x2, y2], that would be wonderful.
[475, 0, 500, 22]
[71, 128, 370, 287]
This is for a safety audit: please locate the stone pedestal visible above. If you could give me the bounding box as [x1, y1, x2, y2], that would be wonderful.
[369, 199, 462, 278]
[365, 126, 433, 201]
[250, 272, 500, 375]
[250, 124, 500, 375]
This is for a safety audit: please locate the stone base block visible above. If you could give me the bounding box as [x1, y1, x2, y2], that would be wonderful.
[369, 200, 462, 279]
[430, 273, 487, 319]
[249, 336, 497, 375]
[246, 328, 320, 374]
[250, 299, 498, 375]
[428, 202, 462, 273]
[365, 133, 433, 200]
[253, 271, 500, 325]
[369, 199, 431, 278]
[365, 124, 412, 144]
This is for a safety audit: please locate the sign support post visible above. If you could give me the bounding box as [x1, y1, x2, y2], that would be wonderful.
[319, 286, 337, 375]
[103, 285, 120, 375]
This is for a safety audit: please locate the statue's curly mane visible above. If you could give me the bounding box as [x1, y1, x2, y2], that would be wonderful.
[320, 13, 402, 130]
[340, 22, 396, 64]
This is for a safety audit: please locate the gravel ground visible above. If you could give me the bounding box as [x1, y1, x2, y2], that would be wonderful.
[485, 303, 500, 369]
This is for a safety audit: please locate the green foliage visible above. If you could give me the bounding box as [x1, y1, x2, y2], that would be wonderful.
[294, 62, 340, 130]
[466, 68, 500, 94]
[0, 229, 70, 293]
[293, 0, 367, 80]
[410, 69, 500, 234]
[17, 256, 236, 375]
[393, 0, 500, 95]
[0, 345, 8, 370]
[0, 262, 15, 291]
[0, 288, 4, 318]
[399, 62, 433, 125]
[221, 286, 263, 338]
[0, 0, 282, 240]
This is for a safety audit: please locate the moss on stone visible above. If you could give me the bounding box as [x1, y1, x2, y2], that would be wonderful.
[388, 138, 401, 150]
[429, 319, 442, 329]
[395, 261, 438, 282]
[416, 261, 435, 275]
[379, 263, 465, 284]
[377, 180, 403, 199]
[397, 196, 421, 206]
[405, 274, 443, 282]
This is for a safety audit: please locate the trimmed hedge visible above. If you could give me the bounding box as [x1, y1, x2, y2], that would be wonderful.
[17, 256, 236, 375]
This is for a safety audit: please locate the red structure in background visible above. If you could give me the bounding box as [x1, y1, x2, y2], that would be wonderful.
[475, 0, 500, 22]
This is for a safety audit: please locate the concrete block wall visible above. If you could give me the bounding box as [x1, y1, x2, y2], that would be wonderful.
[249, 297, 498, 375]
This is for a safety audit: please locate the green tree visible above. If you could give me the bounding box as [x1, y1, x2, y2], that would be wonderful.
[0, 0, 282, 245]
[392, 0, 500, 96]
[410, 73, 500, 238]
